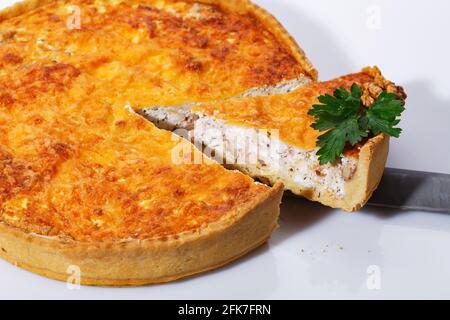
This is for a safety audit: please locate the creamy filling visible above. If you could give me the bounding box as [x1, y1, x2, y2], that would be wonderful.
[191, 115, 357, 198]
[239, 76, 312, 98]
[140, 107, 358, 199]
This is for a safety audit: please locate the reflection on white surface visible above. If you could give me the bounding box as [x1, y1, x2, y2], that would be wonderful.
[379, 225, 450, 299]
[0, 0, 449, 299]
[272, 199, 450, 299]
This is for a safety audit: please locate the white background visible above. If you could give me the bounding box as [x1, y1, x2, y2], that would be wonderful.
[1, 0, 449, 299]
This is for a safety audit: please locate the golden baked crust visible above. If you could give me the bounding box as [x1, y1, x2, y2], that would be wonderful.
[0, 0, 301, 285]
[0, 182, 283, 286]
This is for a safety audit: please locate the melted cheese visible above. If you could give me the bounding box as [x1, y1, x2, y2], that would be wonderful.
[0, 0, 308, 107]
[0, 66, 269, 241]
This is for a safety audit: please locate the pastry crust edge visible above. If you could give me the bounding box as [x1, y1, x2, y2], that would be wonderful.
[0, 182, 283, 287]
[306, 134, 390, 212]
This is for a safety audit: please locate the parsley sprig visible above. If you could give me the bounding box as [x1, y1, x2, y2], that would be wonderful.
[308, 84, 405, 165]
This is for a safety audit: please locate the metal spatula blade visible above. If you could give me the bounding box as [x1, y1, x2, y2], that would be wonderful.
[367, 168, 450, 213]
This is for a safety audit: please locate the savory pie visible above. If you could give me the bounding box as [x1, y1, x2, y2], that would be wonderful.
[0, 0, 316, 286]
[0, 0, 404, 286]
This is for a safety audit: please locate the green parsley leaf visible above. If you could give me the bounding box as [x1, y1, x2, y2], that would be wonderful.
[315, 116, 368, 165]
[308, 84, 405, 165]
[365, 91, 405, 137]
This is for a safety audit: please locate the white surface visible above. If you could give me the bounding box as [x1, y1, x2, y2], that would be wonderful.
[1, 0, 449, 300]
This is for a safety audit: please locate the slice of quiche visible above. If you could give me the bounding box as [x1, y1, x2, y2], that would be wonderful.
[0, 0, 313, 285]
[143, 67, 407, 212]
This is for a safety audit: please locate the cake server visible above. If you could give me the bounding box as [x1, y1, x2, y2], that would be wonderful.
[367, 168, 450, 213]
